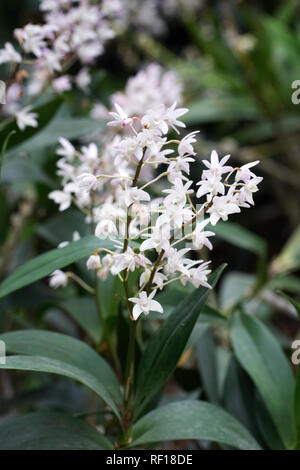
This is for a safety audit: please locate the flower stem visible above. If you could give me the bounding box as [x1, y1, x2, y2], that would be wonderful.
[66, 272, 95, 294]
[94, 274, 121, 374]
[120, 147, 146, 429]
[123, 318, 138, 429]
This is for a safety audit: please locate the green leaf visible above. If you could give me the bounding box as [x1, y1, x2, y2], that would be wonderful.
[271, 225, 300, 274]
[0, 130, 16, 178]
[6, 117, 104, 159]
[37, 210, 88, 246]
[219, 271, 254, 311]
[134, 264, 226, 420]
[210, 221, 266, 257]
[196, 327, 219, 404]
[2, 155, 54, 186]
[0, 330, 122, 418]
[295, 367, 300, 436]
[130, 400, 261, 450]
[277, 291, 300, 318]
[97, 273, 119, 318]
[0, 355, 122, 419]
[198, 304, 227, 325]
[235, 115, 300, 144]
[276, 0, 299, 23]
[223, 357, 260, 441]
[0, 411, 113, 450]
[268, 275, 300, 294]
[0, 96, 62, 151]
[155, 280, 225, 323]
[230, 311, 296, 448]
[254, 393, 285, 450]
[215, 346, 232, 397]
[0, 236, 113, 299]
[184, 95, 260, 125]
[61, 296, 102, 344]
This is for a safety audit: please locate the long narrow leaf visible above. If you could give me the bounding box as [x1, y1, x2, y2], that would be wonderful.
[230, 311, 296, 449]
[0, 411, 113, 450]
[0, 330, 122, 418]
[0, 236, 113, 299]
[134, 264, 226, 420]
[130, 400, 261, 450]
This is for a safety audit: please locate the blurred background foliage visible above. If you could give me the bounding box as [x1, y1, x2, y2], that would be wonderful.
[0, 0, 300, 450]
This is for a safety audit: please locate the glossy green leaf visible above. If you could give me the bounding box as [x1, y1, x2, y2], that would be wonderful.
[215, 346, 232, 398]
[209, 221, 266, 257]
[235, 115, 300, 144]
[0, 236, 113, 299]
[130, 400, 261, 450]
[134, 265, 226, 420]
[37, 210, 88, 246]
[2, 156, 54, 186]
[220, 271, 254, 310]
[268, 275, 300, 294]
[0, 356, 121, 419]
[196, 327, 219, 404]
[223, 357, 260, 441]
[0, 411, 113, 450]
[61, 296, 102, 344]
[0, 330, 122, 418]
[230, 311, 296, 448]
[184, 96, 260, 125]
[97, 272, 123, 321]
[277, 291, 300, 318]
[271, 225, 300, 274]
[254, 393, 285, 450]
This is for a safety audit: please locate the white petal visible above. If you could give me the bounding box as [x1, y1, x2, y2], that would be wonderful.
[140, 238, 155, 251]
[210, 213, 220, 226]
[132, 304, 142, 320]
[150, 300, 164, 313]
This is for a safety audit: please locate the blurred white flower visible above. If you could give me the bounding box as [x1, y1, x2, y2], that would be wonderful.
[87, 254, 101, 270]
[76, 173, 98, 192]
[48, 190, 72, 211]
[49, 270, 68, 288]
[57, 137, 76, 161]
[95, 219, 118, 239]
[15, 106, 38, 131]
[108, 103, 133, 128]
[0, 42, 22, 64]
[52, 75, 71, 94]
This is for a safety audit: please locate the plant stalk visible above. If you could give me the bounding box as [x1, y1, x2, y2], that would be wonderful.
[122, 318, 138, 429]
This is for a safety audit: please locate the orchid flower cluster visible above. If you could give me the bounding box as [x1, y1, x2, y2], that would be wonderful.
[0, 0, 122, 129]
[92, 63, 184, 122]
[48, 63, 184, 214]
[49, 99, 262, 321]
